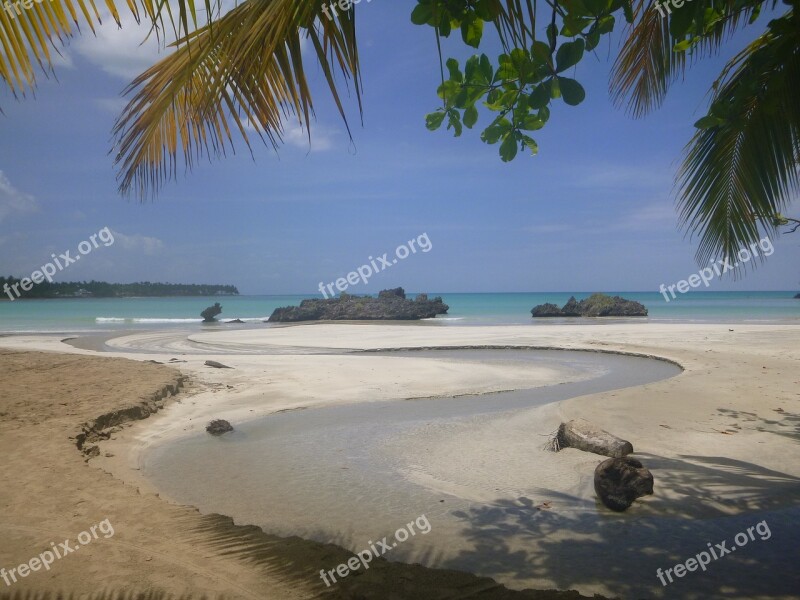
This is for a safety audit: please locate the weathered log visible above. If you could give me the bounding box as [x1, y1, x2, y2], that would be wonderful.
[594, 457, 654, 511]
[205, 360, 233, 369]
[557, 419, 634, 458]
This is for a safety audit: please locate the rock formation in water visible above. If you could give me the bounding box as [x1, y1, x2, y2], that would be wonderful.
[531, 293, 647, 317]
[201, 302, 223, 322]
[206, 419, 234, 436]
[269, 288, 449, 322]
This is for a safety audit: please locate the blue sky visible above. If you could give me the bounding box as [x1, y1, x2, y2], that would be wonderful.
[0, 1, 797, 294]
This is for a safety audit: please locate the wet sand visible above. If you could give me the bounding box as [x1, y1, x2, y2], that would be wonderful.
[1, 322, 799, 599]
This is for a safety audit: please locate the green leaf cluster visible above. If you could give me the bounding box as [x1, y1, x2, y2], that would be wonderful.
[415, 0, 627, 160]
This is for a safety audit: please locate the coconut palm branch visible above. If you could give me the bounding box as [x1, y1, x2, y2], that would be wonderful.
[609, 0, 764, 118]
[110, 0, 361, 199]
[677, 11, 800, 266]
[0, 0, 217, 100]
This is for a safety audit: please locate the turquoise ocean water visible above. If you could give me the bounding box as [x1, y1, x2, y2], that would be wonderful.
[0, 291, 798, 334]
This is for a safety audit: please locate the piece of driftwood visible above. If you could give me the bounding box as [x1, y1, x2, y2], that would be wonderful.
[553, 419, 633, 457]
[594, 456, 654, 511]
[205, 360, 233, 369]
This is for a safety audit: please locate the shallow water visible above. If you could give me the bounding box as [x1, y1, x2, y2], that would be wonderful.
[141, 350, 710, 590]
[141, 349, 800, 598]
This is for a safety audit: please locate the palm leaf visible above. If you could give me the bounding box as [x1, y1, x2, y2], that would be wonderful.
[676, 14, 800, 268]
[610, 0, 761, 118]
[112, 0, 361, 199]
[0, 0, 219, 101]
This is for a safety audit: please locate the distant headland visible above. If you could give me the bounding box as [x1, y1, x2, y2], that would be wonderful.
[1, 277, 239, 300]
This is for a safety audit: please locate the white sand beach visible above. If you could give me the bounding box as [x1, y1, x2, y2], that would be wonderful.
[1, 322, 799, 599]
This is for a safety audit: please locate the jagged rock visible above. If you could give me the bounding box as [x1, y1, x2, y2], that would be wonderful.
[794, 293, 800, 299]
[205, 360, 233, 369]
[531, 303, 563, 317]
[206, 419, 234, 436]
[561, 296, 582, 316]
[227, 319, 245, 323]
[594, 457, 654, 512]
[579, 293, 648, 317]
[556, 419, 634, 458]
[201, 302, 223, 322]
[531, 293, 647, 318]
[269, 288, 449, 322]
[379, 287, 406, 299]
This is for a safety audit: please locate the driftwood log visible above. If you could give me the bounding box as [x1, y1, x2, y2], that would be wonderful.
[556, 419, 634, 458]
[205, 360, 233, 369]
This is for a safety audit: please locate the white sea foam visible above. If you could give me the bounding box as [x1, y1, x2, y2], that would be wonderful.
[227, 317, 270, 323]
[422, 317, 464, 321]
[95, 317, 268, 324]
[133, 318, 204, 323]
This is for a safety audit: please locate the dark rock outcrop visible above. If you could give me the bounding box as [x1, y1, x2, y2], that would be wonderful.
[201, 302, 223, 322]
[379, 287, 406, 299]
[269, 288, 449, 322]
[206, 419, 234, 436]
[556, 419, 634, 458]
[594, 457, 654, 512]
[531, 293, 647, 318]
[794, 293, 800, 299]
[561, 296, 582, 316]
[531, 303, 563, 317]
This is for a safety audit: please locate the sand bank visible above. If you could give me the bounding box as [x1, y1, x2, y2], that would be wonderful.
[1, 322, 799, 598]
[0, 347, 589, 599]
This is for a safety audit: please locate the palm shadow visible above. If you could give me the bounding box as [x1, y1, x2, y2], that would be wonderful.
[441, 454, 800, 599]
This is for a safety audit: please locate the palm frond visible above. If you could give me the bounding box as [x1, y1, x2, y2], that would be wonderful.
[677, 15, 800, 267]
[609, 0, 681, 118]
[494, 0, 536, 49]
[0, 0, 218, 102]
[112, 0, 361, 199]
[610, 0, 761, 118]
[0, 0, 107, 98]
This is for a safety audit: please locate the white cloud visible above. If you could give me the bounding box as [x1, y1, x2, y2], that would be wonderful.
[243, 118, 338, 152]
[72, 1, 239, 80]
[73, 15, 166, 79]
[282, 121, 336, 151]
[0, 171, 39, 222]
[111, 230, 165, 255]
[50, 51, 75, 70]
